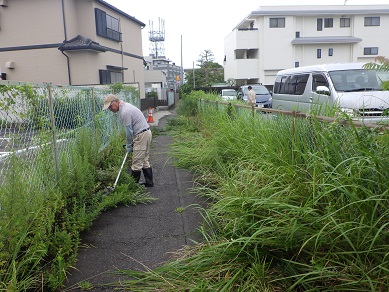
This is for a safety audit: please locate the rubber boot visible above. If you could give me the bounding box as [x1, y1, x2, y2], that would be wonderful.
[131, 170, 141, 183]
[142, 167, 154, 187]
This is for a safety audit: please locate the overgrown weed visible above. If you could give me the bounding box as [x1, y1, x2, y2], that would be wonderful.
[115, 91, 389, 291]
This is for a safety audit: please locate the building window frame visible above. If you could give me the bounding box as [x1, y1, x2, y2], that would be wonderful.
[317, 18, 323, 31]
[364, 47, 378, 55]
[364, 17, 380, 26]
[317, 49, 322, 59]
[269, 17, 285, 28]
[329, 48, 333, 56]
[95, 8, 122, 42]
[340, 17, 350, 27]
[324, 18, 333, 28]
[99, 69, 124, 84]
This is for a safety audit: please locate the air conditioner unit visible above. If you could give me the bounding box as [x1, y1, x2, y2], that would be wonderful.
[0, 0, 8, 7]
[5, 61, 15, 69]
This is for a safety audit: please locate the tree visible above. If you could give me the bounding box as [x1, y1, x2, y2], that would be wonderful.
[226, 78, 236, 87]
[184, 50, 224, 89]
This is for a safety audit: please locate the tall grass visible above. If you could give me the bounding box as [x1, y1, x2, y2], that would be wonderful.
[117, 92, 389, 291]
[0, 125, 153, 290]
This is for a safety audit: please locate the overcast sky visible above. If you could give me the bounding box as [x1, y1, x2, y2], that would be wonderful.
[104, 0, 388, 69]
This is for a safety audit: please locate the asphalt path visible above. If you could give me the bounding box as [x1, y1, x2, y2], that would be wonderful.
[64, 108, 206, 291]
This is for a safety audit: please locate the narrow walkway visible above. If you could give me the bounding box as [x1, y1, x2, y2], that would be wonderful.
[64, 110, 204, 291]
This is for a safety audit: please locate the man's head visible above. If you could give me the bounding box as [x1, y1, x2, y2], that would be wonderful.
[102, 94, 119, 112]
[248, 86, 252, 90]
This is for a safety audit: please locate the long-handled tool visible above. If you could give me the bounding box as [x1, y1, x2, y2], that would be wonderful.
[106, 151, 129, 195]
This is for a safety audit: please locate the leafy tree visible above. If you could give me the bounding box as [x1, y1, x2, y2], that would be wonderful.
[226, 78, 236, 87]
[184, 50, 224, 89]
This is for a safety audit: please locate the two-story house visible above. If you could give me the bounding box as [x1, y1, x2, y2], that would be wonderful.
[0, 0, 146, 97]
[224, 5, 389, 87]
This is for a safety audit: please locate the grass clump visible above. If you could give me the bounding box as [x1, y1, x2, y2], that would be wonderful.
[116, 91, 389, 291]
[0, 125, 154, 291]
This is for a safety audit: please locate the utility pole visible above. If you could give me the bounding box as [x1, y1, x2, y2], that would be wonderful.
[181, 35, 184, 86]
[193, 61, 195, 88]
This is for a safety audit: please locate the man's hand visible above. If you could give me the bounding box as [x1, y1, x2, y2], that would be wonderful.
[125, 144, 133, 153]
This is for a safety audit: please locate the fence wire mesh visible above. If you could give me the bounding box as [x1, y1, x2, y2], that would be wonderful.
[0, 81, 139, 187]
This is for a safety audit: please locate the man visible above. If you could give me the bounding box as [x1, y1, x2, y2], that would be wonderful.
[247, 86, 256, 106]
[102, 94, 154, 187]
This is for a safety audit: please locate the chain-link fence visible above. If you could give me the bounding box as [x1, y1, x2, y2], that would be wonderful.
[0, 81, 139, 187]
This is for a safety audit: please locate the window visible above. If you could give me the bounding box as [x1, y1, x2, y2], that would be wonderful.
[295, 74, 309, 95]
[95, 8, 122, 41]
[317, 18, 323, 31]
[295, 31, 300, 38]
[364, 17, 380, 26]
[364, 47, 378, 55]
[276, 76, 288, 93]
[106, 15, 120, 40]
[329, 48, 333, 56]
[317, 49, 322, 59]
[295, 62, 300, 68]
[324, 18, 333, 28]
[110, 71, 123, 83]
[312, 74, 328, 92]
[278, 76, 292, 94]
[99, 69, 124, 84]
[273, 76, 283, 93]
[340, 18, 350, 27]
[273, 74, 308, 95]
[269, 18, 285, 28]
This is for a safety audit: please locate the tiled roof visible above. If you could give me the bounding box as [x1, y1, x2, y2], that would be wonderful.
[58, 35, 107, 52]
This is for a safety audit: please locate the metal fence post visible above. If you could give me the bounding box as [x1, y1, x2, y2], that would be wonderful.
[91, 87, 96, 133]
[47, 83, 60, 181]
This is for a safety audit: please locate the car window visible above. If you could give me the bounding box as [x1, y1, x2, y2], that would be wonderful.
[222, 90, 236, 96]
[252, 86, 269, 94]
[312, 74, 328, 92]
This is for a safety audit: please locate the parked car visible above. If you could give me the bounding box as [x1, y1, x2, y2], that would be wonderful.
[272, 62, 389, 124]
[237, 84, 272, 108]
[220, 89, 237, 101]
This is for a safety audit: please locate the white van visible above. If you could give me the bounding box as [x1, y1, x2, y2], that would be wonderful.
[272, 63, 389, 123]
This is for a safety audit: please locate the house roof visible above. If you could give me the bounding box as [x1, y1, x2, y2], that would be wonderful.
[95, 0, 146, 28]
[234, 5, 389, 30]
[58, 35, 107, 52]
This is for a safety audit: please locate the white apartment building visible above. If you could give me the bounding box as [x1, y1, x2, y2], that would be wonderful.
[224, 5, 389, 87]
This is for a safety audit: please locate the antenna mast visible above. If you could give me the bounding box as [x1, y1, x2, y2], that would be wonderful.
[148, 18, 165, 58]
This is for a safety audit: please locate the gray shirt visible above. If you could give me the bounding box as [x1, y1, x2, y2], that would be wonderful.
[118, 101, 149, 147]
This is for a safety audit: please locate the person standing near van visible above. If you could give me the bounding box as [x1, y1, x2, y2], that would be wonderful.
[247, 86, 256, 106]
[102, 94, 154, 187]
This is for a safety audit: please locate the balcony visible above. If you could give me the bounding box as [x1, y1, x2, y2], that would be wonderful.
[234, 29, 259, 50]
